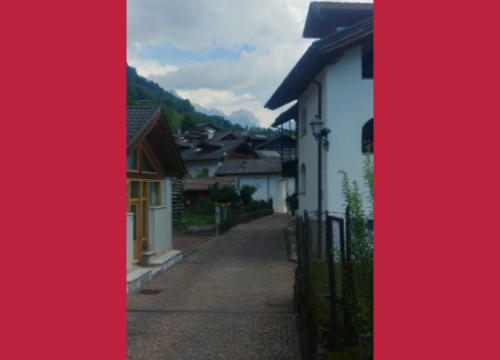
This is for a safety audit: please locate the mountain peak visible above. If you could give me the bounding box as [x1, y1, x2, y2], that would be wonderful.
[193, 104, 260, 128]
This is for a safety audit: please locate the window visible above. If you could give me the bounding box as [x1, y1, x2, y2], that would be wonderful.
[362, 43, 373, 79]
[130, 181, 139, 199]
[127, 150, 138, 170]
[127, 146, 158, 173]
[141, 153, 156, 172]
[149, 182, 161, 206]
[362, 118, 374, 153]
[300, 108, 307, 137]
[300, 163, 306, 194]
[254, 178, 262, 189]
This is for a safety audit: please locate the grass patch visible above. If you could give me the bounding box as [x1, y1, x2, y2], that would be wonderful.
[309, 263, 330, 296]
[183, 214, 215, 226]
[308, 262, 343, 297]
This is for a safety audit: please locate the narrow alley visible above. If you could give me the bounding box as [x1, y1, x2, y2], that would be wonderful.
[127, 214, 302, 360]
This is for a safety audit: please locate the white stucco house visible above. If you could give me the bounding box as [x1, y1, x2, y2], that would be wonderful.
[265, 2, 373, 217]
[126, 107, 186, 292]
[215, 158, 295, 213]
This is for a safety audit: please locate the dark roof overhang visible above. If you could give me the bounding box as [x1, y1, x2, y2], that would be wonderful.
[303, 2, 373, 38]
[271, 102, 298, 128]
[264, 17, 373, 111]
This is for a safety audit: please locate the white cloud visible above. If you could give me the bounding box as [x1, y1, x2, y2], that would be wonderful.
[175, 88, 278, 128]
[127, 0, 310, 51]
[128, 59, 179, 77]
[127, 0, 373, 128]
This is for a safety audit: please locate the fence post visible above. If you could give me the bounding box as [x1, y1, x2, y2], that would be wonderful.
[326, 216, 339, 349]
[215, 206, 221, 235]
[344, 205, 357, 346]
[303, 210, 310, 291]
[296, 216, 303, 270]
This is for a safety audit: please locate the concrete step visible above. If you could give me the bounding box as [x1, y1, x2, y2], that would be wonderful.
[126, 250, 183, 293]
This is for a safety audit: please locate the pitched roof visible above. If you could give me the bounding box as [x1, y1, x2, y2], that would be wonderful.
[255, 135, 296, 150]
[312, 1, 373, 10]
[212, 131, 242, 142]
[127, 107, 160, 148]
[184, 177, 237, 192]
[304, 2, 374, 38]
[254, 150, 282, 159]
[126, 106, 186, 177]
[271, 102, 298, 128]
[181, 139, 243, 162]
[198, 123, 221, 131]
[215, 159, 282, 175]
[265, 16, 373, 110]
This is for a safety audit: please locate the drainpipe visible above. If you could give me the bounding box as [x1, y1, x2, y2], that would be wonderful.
[280, 124, 284, 176]
[295, 70, 323, 231]
[295, 71, 325, 271]
[312, 80, 324, 261]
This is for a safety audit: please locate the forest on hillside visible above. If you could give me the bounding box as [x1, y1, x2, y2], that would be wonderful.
[127, 64, 279, 136]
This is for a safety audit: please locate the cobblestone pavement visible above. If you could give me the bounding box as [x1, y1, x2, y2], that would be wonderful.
[173, 234, 216, 257]
[127, 214, 301, 360]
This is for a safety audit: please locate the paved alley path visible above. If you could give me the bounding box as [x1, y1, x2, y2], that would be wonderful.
[127, 214, 302, 360]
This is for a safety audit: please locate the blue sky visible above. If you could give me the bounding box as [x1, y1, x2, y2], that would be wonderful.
[137, 42, 257, 66]
[127, 0, 373, 127]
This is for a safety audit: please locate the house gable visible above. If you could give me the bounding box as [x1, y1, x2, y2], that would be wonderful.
[127, 106, 186, 178]
[265, 17, 373, 111]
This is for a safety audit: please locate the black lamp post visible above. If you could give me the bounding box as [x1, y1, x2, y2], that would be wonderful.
[310, 115, 330, 229]
[310, 115, 336, 347]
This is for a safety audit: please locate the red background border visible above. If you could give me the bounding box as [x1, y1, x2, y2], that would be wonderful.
[3, 0, 500, 359]
[2, 1, 126, 359]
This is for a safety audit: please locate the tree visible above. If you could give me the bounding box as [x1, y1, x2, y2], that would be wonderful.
[239, 184, 257, 206]
[209, 183, 239, 204]
[180, 114, 197, 133]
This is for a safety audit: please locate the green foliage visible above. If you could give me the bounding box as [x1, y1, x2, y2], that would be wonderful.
[195, 200, 215, 215]
[286, 192, 299, 214]
[126, 64, 275, 136]
[246, 126, 281, 136]
[183, 214, 215, 226]
[194, 168, 209, 178]
[244, 199, 272, 213]
[339, 152, 374, 336]
[180, 114, 197, 133]
[208, 183, 239, 204]
[239, 184, 257, 205]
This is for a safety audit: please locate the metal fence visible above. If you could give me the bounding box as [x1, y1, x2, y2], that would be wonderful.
[296, 207, 373, 357]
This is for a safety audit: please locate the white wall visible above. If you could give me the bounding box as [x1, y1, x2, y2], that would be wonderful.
[148, 179, 173, 257]
[297, 44, 373, 217]
[238, 175, 294, 212]
[127, 213, 134, 271]
[273, 177, 296, 213]
[325, 45, 373, 215]
[297, 68, 329, 215]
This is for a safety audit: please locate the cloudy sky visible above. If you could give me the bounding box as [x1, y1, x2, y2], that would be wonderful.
[127, 0, 373, 128]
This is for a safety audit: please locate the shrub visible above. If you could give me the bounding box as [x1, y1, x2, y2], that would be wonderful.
[286, 192, 299, 214]
[244, 199, 272, 213]
[239, 184, 257, 205]
[338, 149, 373, 336]
[208, 183, 239, 204]
[195, 200, 215, 215]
